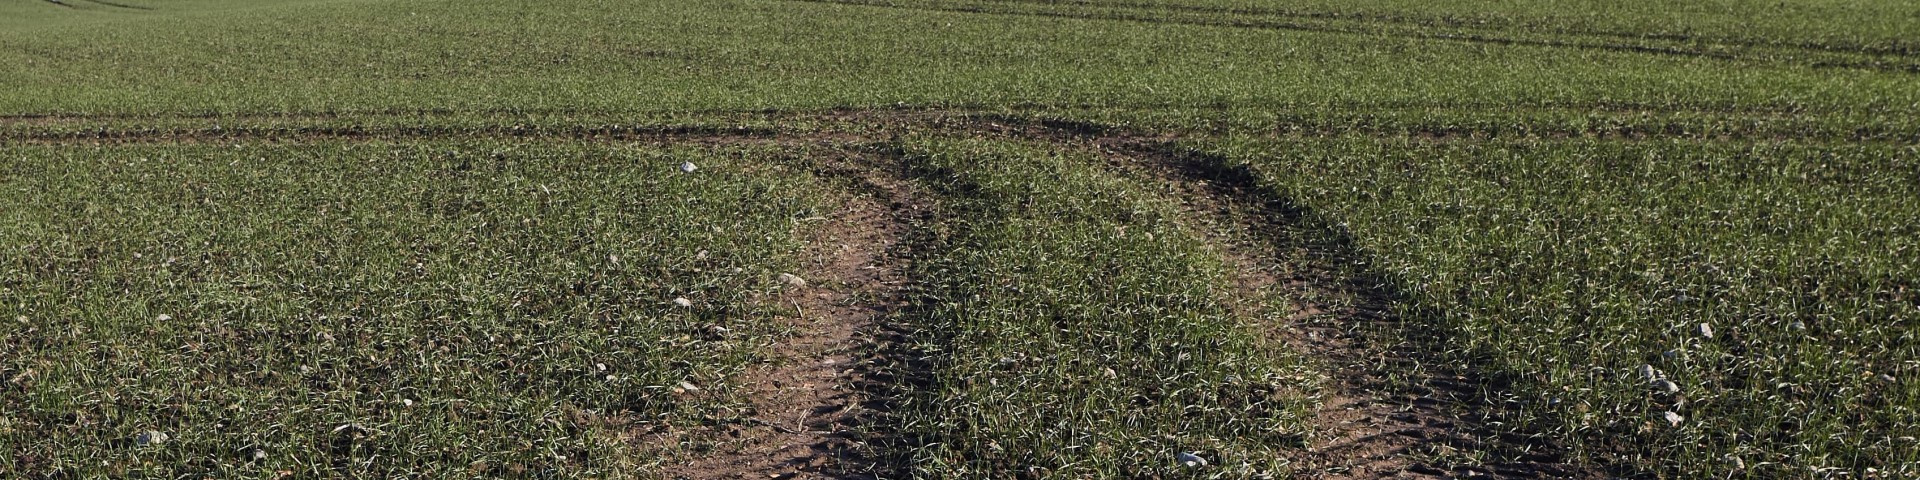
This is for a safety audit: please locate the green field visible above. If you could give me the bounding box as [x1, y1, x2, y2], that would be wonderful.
[2, 0, 1915, 478]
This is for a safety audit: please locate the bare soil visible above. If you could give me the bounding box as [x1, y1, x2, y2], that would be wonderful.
[656, 149, 920, 480]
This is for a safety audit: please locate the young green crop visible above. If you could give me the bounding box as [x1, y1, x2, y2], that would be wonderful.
[0, 140, 829, 477]
[1204, 135, 1920, 477]
[4, 0, 1918, 477]
[947, 0, 1920, 55]
[1, 0, 1916, 117]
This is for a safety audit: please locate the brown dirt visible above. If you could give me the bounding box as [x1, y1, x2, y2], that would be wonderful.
[654, 149, 919, 480]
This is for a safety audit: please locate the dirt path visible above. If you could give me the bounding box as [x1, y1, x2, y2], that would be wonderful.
[658, 149, 919, 480]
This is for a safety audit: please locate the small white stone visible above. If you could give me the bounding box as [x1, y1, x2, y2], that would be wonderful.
[1663, 411, 1685, 426]
[1176, 451, 1207, 467]
[1698, 323, 1715, 339]
[156, 314, 172, 322]
[777, 273, 807, 287]
[677, 381, 700, 392]
[1639, 364, 1660, 383]
[679, 162, 697, 173]
[672, 297, 693, 308]
[135, 430, 169, 447]
[596, 363, 607, 371]
[1653, 379, 1680, 394]
[251, 449, 268, 461]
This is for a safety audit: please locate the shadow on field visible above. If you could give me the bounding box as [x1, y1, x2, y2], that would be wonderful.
[968, 115, 1633, 479]
[76, 0, 154, 10]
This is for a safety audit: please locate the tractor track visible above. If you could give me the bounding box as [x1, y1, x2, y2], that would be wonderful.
[962, 0, 1918, 59]
[651, 146, 924, 480]
[776, 0, 1920, 74]
[3, 110, 1909, 146]
[961, 118, 1614, 478]
[9, 110, 1624, 478]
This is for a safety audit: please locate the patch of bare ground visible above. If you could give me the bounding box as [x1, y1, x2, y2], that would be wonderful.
[653, 147, 918, 480]
[976, 117, 1611, 479]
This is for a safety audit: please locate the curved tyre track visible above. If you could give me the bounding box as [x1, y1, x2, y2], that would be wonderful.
[655, 148, 922, 480]
[959, 117, 1610, 478]
[1122, 139, 1607, 479]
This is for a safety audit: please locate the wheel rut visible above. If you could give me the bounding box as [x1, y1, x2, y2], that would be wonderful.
[1119, 140, 1603, 479]
[959, 118, 1611, 478]
[657, 147, 922, 480]
[775, 0, 1919, 74]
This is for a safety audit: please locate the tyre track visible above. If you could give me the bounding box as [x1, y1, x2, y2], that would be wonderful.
[968, 0, 1919, 58]
[776, 0, 1920, 73]
[652, 145, 924, 479]
[1116, 140, 1608, 479]
[7, 110, 1909, 146]
[959, 116, 1618, 478]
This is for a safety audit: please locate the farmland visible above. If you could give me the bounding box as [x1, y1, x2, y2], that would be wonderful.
[1, 0, 1916, 478]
